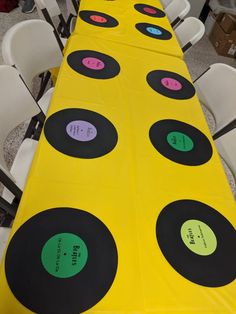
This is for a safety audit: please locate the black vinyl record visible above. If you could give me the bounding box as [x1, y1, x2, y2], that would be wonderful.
[79, 10, 119, 28]
[156, 200, 236, 287]
[149, 119, 213, 166]
[135, 23, 172, 40]
[134, 3, 165, 17]
[5, 207, 118, 314]
[147, 70, 196, 99]
[67, 50, 120, 79]
[44, 108, 118, 158]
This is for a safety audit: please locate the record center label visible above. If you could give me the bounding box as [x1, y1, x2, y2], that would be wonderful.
[82, 57, 105, 70]
[146, 27, 162, 35]
[66, 120, 97, 142]
[90, 15, 107, 23]
[41, 233, 88, 278]
[161, 77, 183, 91]
[167, 131, 194, 152]
[181, 220, 217, 256]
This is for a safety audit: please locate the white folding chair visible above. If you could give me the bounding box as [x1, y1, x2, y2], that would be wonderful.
[165, 0, 191, 27]
[1, 19, 63, 115]
[215, 128, 236, 184]
[35, 0, 76, 42]
[194, 63, 236, 137]
[160, 0, 172, 9]
[0, 65, 42, 214]
[174, 17, 205, 52]
[0, 227, 11, 265]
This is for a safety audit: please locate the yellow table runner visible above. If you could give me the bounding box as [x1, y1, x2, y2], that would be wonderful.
[0, 33, 235, 314]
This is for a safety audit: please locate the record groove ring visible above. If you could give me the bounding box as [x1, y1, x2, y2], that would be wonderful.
[44, 108, 118, 158]
[149, 119, 213, 166]
[135, 22, 172, 40]
[147, 70, 196, 99]
[5, 207, 118, 314]
[134, 3, 165, 17]
[67, 50, 120, 79]
[156, 200, 236, 287]
[79, 10, 119, 28]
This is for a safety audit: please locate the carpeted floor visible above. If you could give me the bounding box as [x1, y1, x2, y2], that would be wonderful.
[0, 3, 236, 195]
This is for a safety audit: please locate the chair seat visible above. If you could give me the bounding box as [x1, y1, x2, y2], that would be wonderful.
[2, 138, 38, 203]
[0, 227, 11, 264]
[38, 87, 54, 114]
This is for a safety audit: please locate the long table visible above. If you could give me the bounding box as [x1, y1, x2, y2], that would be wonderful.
[0, 1, 236, 314]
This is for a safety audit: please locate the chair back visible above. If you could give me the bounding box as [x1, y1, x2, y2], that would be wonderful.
[0, 227, 11, 263]
[0, 65, 40, 178]
[161, 0, 172, 9]
[194, 63, 236, 134]
[35, 0, 61, 18]
[165, 0, 191, 26]
[215, 128, 236, 182]
[2, 19, 63, 91]
[175, 17, 205, 52]
[35, 0, 71, 38]
[66, 0, 78, 16]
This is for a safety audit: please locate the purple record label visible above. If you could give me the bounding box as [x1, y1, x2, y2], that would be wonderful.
[66, 120, 97, 142]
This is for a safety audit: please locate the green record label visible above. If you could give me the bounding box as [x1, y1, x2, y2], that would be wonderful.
[181, 220, 217, 256]
[41, 233, 88, 278]
[167, 131, 194, 152]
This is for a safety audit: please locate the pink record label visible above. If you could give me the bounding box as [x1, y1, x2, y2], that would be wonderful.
[82, 57, 105, 70]
[161, 77, 183, 91]
[90, 15, 108, 23]
[143, 7, 157, 14]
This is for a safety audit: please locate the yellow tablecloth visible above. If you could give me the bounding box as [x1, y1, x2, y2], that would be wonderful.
[74, 0, 183, 58]
[0, 32, 236, 314]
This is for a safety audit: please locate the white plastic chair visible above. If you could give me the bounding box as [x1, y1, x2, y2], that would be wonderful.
[174, 17, 205, 52]
[194, 63, 236, 137]
[35, 0, 75, 41]
[160, 0, 172, 9]
[165, 0, 191, 27]
[0, 65, 41, 207]
[215, 128, 236, 183]
[0, 227, 11, 265]
[1, 19, 63, 115]
[67, 0, 78, 16]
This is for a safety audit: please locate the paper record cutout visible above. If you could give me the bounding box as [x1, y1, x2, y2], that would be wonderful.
[147, 70, 196, 99]
[5, 207, 118, 314]
[44, 108, 118, 158]
[79, 10, 119, 28]
[67, 50, 120, 79]
[156, 200, 236, 287]
[136, 23, 172, 40]
[134, 3, 165, 17]
[149, 119, 213, 166]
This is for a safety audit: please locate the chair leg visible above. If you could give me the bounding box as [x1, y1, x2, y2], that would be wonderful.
[213, 120, 236, 140]
[36, 71, 52, 102]
[0, 196, 18, 218]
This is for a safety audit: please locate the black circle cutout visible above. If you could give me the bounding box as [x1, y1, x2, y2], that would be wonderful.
[67, 50, 120, 79]
[135, 23, 172, 40]
[149, 119, 213, 166]
[44, 108, 118, 158]
[134, 3, 165, 17]
[156, 200, 236, 287]
[147, 70, 196, 99]
[5, 207, 118, 314]
[79, 10, 119, 28]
